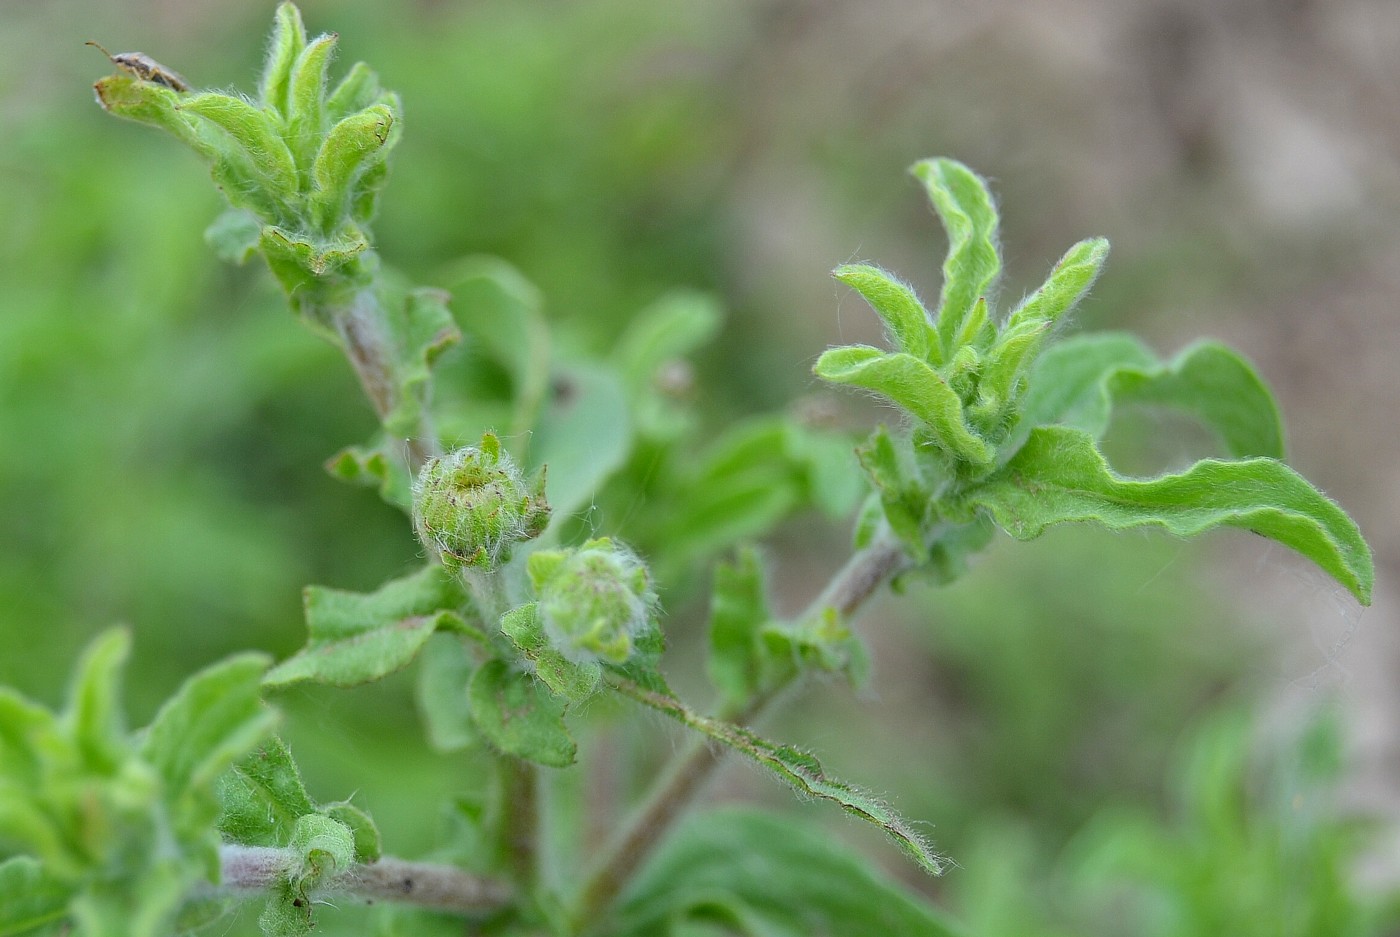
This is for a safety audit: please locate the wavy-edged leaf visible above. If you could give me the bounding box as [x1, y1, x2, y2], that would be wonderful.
[501, 604, 602, 702]
[468, 660, 576, 768]
[310, 104, 396, 231]
[265, 565, 479, 689]
[615, 809, 966, 937]
[610, 678, 944, 875]
[1006, 237, 1109, 331]
[0, 857, 71, 937]
[833, 264, 937, 363]
[324, 436, 414, 512]
[1024, 334, 1285, 459]
[815, 346, 991, 465]
[960, 425, 1372, 604]
[259, 1, 309, 114]
[910, 158, 1000, 359]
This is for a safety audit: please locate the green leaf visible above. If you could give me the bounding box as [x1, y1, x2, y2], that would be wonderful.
[1023, 333, 1285, 459]
[264, 565, 477, 689]
[259, 2, 309, 114]
[1005, 237, 1109, 331]
[284, 33, 338, 169]
[610, 679, 944, 875]
[415, 635, 480, 753]
[443, 257, 552, 439]
[0, 857, 71, 937]
[910, 158, 1001, 360]
[204, 209, 262, 265]
[468, 659, 576, 768]
[855, 426, 930, 559]
[706, 547, 774, 707]
[500, 604, 602, 702]
[960, 425, 1373, 604]
[310, 104, 397, 232]
[815, 346, 991, 464]
[832, 264, 936, 363]
[258, 225, 368, 294]
[615, 809, 966, 937]
[141, 653, 277, 857]
[323, 801, 381, 864]
[93, 75, 204, 150]
[64, 627, 130, 774]
[286, 813, 355, 886]
[178, 93, 298, 199]
[323, 435, 414, 512]
[527, 361, 632, 530]
[325, 62, 382, 124]
[218, 738, 313, 848]
[382, 287, 461, 439]
[612, 290, 722, 438]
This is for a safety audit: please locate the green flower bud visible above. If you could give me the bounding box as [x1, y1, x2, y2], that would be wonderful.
[528, 538, 657, 665]
[412, 433, 549, 573]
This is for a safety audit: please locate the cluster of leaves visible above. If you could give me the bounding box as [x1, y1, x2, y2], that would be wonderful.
[1, 3, 1376, 935]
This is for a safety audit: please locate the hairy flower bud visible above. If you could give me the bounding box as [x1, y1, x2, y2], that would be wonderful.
[412, 434, 549, 573]
[528, 538, 657, 665]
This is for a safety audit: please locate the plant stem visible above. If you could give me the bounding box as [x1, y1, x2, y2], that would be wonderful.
[216, 845, 512, 913]
[499, 755, 540, 891]
[572, 528, 912, 929]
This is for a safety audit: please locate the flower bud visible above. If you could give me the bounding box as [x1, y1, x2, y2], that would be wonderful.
[528, 538, 656, 665]
[412, 434, 549, 573]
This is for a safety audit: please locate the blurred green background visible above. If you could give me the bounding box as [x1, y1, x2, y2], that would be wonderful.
[3, 0, 1398, 933]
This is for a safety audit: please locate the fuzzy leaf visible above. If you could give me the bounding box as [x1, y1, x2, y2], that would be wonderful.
[284, 33, 338, 168]
[323, 436, 414, 512]
[615, 810, 966, 937]
[815, 346, 991, 464]
[961, 425, 1373, 603]
[382, 287, 461, 439]
[325, 62, 382, 124]
[833, 264, 936, 363]
[217, 737, 315, 848]
[141, 653, 277, 854]
[264, 565, 477, 689]
[611, 679, 944, 876]
[1006, 237, 1109, 331]
[323, 802, 381, 864]
[0, 857, 71, 937]
[910, 158, 1000, 359]
[178, 93, 298, 199]
[259, 2, 309, 114]
[1023, 334, 1285, 459]
[855, 425, 929, 558]
[468, 660, 576, 768]
[310, 104, 397, 231]
[204, 209, 262, 265]
[500, 604, 602, 702]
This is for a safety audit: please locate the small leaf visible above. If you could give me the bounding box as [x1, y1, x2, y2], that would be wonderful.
[468, 660, 576, 768]
[832, 264, 936, 363]
[259, 1, 309, 114]
[707, 547, 775, 707]
[1019, 331, 1156, 432]
[204, 209, 262, 265]
[64, 627, 130, 774]
[855, 425, 930, 558]
[285, 33, 339, 168]
[815, 346, 991, 465]
[610, 679, 944, 876]
[0, 857, 71, 937]
[323, 801, 381, 864]
[910, 158, 1001, 360]
[325, 62, 382, 124]
[960, 425, 1373, 604]
[286, 813, 355, 886]
[416, 635, 481, 753]
[258, 225, 368, 299]
[141, 653, 277, 849]
[615, 810, 966, 937]
[382, 287, 461, 440]
[500, 604, 602, 702]
[310, 104, 397, 232]
[178, 93, 298, 199]
[217, 737, 316, 849]
[264, 565, 477, 689]
[324, 436, 414, 512]
[1005, 237, 1109, 331]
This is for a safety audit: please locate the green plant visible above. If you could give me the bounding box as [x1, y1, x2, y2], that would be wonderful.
[0, 5, 1374, 935]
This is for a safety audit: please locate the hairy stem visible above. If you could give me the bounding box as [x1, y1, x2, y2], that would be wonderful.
[573, 528, 913, 928]
[216, 845, 511, 913]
